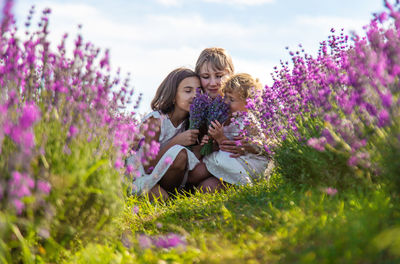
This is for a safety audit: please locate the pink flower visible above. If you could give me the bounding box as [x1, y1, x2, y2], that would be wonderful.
[154, 233, 186, 249]
[137, 234, 152, 249]
[13, 199, 25, 215]
[68, 125, 79, 138]
[132, 206, 139, 214]
[37, 180, 51, 194]
[323, 187, 338, 196]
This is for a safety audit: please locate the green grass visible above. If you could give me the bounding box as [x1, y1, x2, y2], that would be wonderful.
[64, 173, 400, 264]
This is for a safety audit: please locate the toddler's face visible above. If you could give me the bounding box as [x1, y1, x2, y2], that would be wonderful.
[225, 91, 247, 113]
[199, 62, 230, 99]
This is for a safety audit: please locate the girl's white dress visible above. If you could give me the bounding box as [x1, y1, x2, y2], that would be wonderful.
[126, 111, 200, 194]
[203, 117, 269, 185]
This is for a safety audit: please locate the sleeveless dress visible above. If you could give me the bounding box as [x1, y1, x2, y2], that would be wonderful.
[202, 116, 269, 185]
[126, 111, 200, 194]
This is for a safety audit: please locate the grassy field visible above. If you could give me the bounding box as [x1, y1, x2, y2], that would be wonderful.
[64, 173, 400, 264]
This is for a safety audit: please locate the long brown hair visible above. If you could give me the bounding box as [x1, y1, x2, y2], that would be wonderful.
[151, 67, 198, 114]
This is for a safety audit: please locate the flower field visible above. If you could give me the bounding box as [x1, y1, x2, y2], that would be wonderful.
[1, 0, 400, 263]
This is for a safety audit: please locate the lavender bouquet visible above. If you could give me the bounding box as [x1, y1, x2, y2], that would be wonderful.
[201, 95, 230, 156]
[189, 89, 211, 130]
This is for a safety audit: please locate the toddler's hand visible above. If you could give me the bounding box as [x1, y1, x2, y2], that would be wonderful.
[208, 120, 224, 143]
[200, 134, 210, 146]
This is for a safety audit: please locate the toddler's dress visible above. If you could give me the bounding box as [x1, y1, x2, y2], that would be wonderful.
[126, 111, 200, 194]
[203, 116, 269, 185]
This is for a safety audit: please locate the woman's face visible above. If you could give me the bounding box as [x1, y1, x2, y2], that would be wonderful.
[199, 62, 230, 99]
[225, 91, 247, 113]
[174, 76, 201, 113]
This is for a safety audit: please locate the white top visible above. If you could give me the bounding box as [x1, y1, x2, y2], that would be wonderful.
[126, 111, 200, 194]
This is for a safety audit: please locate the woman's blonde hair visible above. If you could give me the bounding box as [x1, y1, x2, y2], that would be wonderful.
[151, 67, 198, 114]
[222, 73, 262, 99]
[195, 47, 234, 75]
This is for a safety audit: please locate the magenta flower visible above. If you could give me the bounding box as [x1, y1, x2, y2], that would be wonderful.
[132, 206, 139, 214]
[137, 234, 152, 249]
[37, 180, 51, 194]
[153, 233, 186, 249]
[323, 187, 338, 196]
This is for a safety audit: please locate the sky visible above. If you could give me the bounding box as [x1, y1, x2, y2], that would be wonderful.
[13, 0, 386, 114]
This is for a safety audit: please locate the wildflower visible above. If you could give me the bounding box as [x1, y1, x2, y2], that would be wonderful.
[154, 233, 186, 249]
[68, 125, 78, 138]
[132, 206, 139, 214]
[201, 95, 230, 156]
[323, 187, 338, 196]
[137, 234, 152, 249]
[378, 109, 390, 127]
[37, 180, 51, 194]
[189, 89, 211, 129]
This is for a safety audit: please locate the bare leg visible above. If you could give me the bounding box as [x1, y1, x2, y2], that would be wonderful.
[148, 184, 169, 202]
[188, 162, 212, 185]
[191, 144, 203, 160]
[158, 149, 187, 192]
[198, 176, 225, 193]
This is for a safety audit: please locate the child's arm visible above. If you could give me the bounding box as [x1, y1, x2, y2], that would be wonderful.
[208, 120, 228, 145]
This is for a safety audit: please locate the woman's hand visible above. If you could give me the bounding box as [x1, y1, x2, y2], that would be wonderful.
[173, 129, 199, 146]
[219, 136, 248, 158]
[208, 120, 226, 144]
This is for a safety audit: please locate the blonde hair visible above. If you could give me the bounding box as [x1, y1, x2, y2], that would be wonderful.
[222, 73, 262, 100]
[195, 47, 234, 75]
[151, 68, 198, 114]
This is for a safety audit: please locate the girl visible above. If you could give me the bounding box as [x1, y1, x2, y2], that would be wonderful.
[190, 73, 269, 192]
[126, 68, 201, 201]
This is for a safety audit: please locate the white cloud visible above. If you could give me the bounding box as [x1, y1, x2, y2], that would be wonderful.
[156, 0, 180, 6]
[296, 15, 368, 34]
[203, 0, 275, 5]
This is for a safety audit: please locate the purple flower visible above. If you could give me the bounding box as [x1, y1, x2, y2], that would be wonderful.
[201, 95, 230, 156]
[37, 180, 51, 194]
[137, 234, 152, 249]
[307, 137, 326, 152]
[153, 233, 186, 249]
[378, 109, 390, 127]
[189, 89, 211, 129]
[323, 187, 338, 196]
[68, 125, 79, 138]
[19, 102, 40, 129]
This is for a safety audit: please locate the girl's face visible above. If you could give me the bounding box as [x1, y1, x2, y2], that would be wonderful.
[199, 62, 230, 99]
[174, 76, 201, 113]
[225, 91, 247, 113]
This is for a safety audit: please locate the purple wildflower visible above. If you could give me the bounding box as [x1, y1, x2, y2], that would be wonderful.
[189, 89, 211, 129]
[153, 233, 186, 249]
[323, 187, 338, 196]
[201, 95, 230, 156]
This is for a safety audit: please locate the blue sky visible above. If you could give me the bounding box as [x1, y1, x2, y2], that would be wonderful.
[14, 0, 385, 114]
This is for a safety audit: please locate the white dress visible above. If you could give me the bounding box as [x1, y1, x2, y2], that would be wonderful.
[126, 111, 200, 194]
[203, 117, 269, 185]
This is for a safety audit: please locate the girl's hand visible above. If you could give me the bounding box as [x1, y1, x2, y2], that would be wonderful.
[208, 120, 225, 144]
[173, 129, 199, 146]
[200, 134, 210, 146]
[220, 136, 247, 158]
